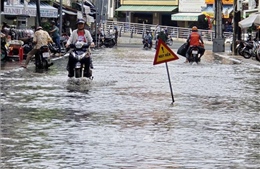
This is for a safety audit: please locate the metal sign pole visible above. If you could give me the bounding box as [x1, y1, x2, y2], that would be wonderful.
[165, 62, 175, 103]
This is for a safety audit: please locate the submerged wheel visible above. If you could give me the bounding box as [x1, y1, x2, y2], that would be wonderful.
[75, 69, 81, 78]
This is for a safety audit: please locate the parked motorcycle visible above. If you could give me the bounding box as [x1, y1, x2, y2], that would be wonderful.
[34, 45, 53, 70]
[68, 42, 92, 78]
[188, 46, 200, 64]
[240, 40, 259, 59]
[1, 33, 7, 61]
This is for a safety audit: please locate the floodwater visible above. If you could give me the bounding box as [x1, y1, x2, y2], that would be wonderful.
[0, 47, 259, 169]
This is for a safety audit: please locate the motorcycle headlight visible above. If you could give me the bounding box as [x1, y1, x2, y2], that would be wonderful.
[75, 41, 84, 49]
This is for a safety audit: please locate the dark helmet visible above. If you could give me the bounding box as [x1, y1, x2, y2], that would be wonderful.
[36, 26, 43, 31]
[77, 19, 85, 25]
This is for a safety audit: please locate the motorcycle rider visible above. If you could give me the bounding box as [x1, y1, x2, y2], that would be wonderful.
[49, 20, 61, 55]
[155, 29, 168, 49]
[143, 31, 152, 48]
[65, 19, 95, 78]
[21, 26, 53, 68]
[185, 26, 205, 63]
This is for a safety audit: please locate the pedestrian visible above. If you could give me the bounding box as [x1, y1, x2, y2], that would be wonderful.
[254, 26, 260, 41]
[21, 26, 53, 68]
[49, 20, 61, 55]
[1, 22, 10, 36]
[114, 27, 118, 46]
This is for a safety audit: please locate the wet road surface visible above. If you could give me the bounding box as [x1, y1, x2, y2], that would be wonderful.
[1, 47, 259, 168]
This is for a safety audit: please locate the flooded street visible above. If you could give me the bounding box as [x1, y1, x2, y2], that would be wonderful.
[1, 47, 259, 169]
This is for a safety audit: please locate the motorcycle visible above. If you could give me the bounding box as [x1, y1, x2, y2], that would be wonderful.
[240, 40, 259, 59]
[166, 35, 173, 46]
[100, 34, 116, 48]
[1, 33, 7, 61]
[34, 45, 53, 70]
[68, 41, 92, 78]
[188, 46, 200, 64]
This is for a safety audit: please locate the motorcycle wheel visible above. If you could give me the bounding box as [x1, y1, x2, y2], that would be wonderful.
[1, 48, 7, 61]
[167, 40, 173, 46]
[256, 49, 260, 61]
[237, 47, 244, 56]
[75, 69, 81, 78]
[242, 50, 252, 59]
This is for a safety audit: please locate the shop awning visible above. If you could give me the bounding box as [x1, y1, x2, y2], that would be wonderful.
[2, 2, 58, 18]
[62, 9, 77, 16]
[115, 5, 177, 12]
[171, 13, 201, 21]
[202, 5, 233, 18]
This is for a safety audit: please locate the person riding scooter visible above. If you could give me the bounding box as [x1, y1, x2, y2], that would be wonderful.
[185, 26, 205, 63]
[65, 19, 95, 78]
[21, 26, 53, 68]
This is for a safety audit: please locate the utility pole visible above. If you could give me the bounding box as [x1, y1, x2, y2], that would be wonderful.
[259, 0, 260, 12]
[213, 0, 225, 52]
[36, 0, 41, 27]
[232, 0, 242, 55]
[59, 0, 63, 35]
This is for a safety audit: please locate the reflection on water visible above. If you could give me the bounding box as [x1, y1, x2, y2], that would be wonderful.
[1, 47, 259, 168]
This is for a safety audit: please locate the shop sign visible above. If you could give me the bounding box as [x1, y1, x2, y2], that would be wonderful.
[3, 5, 58, 18]
[179, 0, 206, 12]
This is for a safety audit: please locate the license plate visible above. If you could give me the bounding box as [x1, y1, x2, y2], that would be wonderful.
[42, 52, 49, 58]
[76, 62, 81, 68]
[192, 50, 198, 54]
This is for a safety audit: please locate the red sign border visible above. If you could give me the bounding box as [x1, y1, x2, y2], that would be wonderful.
[153, 39, 179, 65]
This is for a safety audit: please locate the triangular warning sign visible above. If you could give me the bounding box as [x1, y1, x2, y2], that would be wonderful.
[153, 39, 179, 65]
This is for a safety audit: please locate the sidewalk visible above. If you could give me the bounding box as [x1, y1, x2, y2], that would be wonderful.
[1, 36, 259, 73]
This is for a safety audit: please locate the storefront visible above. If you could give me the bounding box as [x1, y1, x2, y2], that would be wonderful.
[171, 0, 206, 27]
[115, 0, 178, 25]
[1, 1, 58, 29]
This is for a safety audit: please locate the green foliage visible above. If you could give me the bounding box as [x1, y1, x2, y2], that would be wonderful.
[41, 22, 51, 31]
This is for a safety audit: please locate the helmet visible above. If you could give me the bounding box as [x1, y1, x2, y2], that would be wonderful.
[36, 26, 42, 30]
[77, 19, 85, 24]
[192, 26, 198, 31]
[161, 29, 164, 32]
[51, 20, 56, 25]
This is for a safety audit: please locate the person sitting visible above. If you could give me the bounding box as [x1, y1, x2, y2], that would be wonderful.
[185, 26, 205, 63]
[21, 26, 53, 68]
[65, 19, 95, 78]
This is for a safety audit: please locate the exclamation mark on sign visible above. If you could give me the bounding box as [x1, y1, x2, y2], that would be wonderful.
[161, 47, 164, 53]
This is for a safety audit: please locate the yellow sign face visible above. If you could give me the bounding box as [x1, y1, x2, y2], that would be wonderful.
[153, 39, 179, 65]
